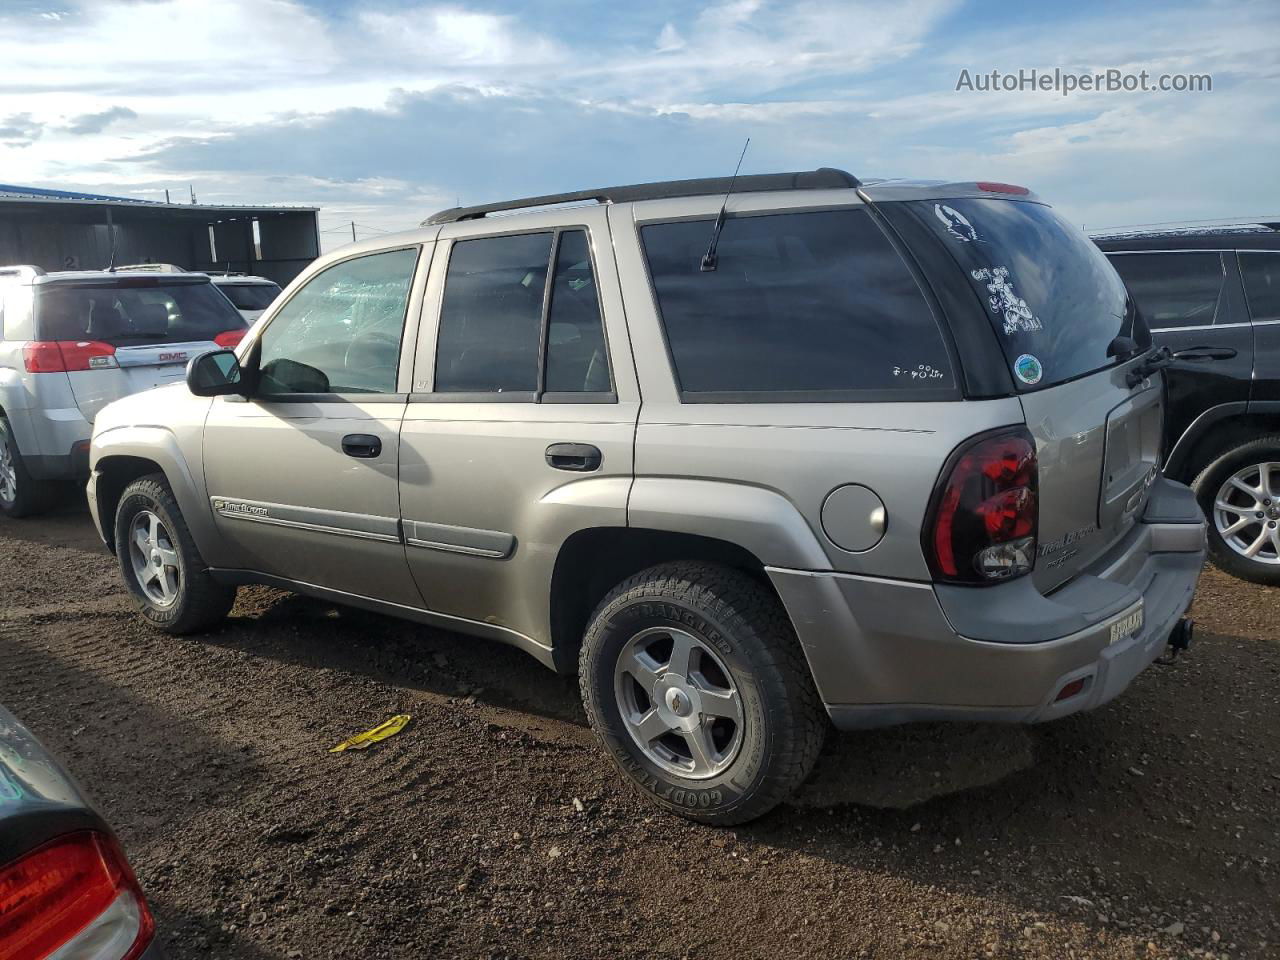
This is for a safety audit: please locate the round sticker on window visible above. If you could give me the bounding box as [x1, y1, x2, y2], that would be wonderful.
[1014, 354, 1043, 385]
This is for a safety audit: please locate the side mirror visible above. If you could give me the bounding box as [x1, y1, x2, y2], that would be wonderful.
[187, 349, 245, 397]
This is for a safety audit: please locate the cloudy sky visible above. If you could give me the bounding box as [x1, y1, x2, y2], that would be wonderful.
[1, 0, 1277, 248]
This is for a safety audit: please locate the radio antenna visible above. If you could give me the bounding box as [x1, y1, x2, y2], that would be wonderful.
[700, 137, 750, 272]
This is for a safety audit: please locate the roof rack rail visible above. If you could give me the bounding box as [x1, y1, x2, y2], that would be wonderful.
[422, 168, 862, 226]
[0, 264, 46, 281]
[1089, 217, 1280, 237]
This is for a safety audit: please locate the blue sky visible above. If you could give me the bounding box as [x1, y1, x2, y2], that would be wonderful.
[0, 0, 1276, 248]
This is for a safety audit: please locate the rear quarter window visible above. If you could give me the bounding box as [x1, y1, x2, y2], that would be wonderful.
[640, 209, 954, 401]
[1240, 252, 1280, 323]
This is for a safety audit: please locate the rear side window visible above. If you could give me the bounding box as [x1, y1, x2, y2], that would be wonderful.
[909, 199, 1131, 390]
[1108, 252, 1225, 329]
[1240, 252, 1280, 323]
[34, 279, 247, 345]
[434, 229, 613, 397]
[641, 209, 953, 400]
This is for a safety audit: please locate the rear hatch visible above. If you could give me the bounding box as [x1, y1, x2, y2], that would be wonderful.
[34, 275, 247, 423]
[906, 195, 1159, 590]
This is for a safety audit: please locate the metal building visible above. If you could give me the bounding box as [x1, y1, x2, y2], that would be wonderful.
[0, 184, 320, 285]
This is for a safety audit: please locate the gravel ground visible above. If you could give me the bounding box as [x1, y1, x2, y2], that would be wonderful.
[1, 503, 1277, 960]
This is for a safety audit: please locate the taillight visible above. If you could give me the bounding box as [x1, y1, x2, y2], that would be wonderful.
[0, 831, 155, 960]
[213, 329, 245, 348]
[22, 341, 118, 373]
[925, 426, 1038, 584]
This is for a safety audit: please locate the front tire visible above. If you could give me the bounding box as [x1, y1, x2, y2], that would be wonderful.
[1192, 435, 1280, 585]
[579, 562, 825, 825]
[115, 474, 236, 633]
[0, 417, 53, 518]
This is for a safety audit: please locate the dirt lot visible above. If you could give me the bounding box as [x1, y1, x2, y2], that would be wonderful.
[1, 503, 1277, 960]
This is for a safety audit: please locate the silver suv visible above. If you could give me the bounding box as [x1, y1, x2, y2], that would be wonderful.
[0, 265, 248, 516]
[88, 170, 1207, 823]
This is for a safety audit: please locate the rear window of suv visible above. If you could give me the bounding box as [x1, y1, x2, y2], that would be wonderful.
[909, 198, 1131, 390]
[641, 209, 955, 400]
[35, 278, 247, 345]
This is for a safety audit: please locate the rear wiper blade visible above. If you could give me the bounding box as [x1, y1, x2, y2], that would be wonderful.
[1126, 345, 1174, 387]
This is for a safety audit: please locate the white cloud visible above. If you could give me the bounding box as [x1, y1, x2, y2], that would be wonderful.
[0, 0, 1274, 231]
[356, 5, 565, 67]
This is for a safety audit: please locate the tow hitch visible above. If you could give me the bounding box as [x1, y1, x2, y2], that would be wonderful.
[1156, 618, 1194, 665]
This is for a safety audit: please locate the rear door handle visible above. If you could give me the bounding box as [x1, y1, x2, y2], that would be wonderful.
[1172, 345, 1237, 361]
[545, 442, 602, 472]
[342, 433, 382, 459]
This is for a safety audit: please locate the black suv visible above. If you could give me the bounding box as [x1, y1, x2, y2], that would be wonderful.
[1094, 222, 1280, 584]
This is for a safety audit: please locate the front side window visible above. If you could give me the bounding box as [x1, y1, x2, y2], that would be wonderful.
[1108, 252, 1226, 329]
[641, 209, 953, 399]
[1240, 252, 1280, 323]
[434, 229, 612, 396]
[257, 247, 418, 396]
[35, 279, 246, 345]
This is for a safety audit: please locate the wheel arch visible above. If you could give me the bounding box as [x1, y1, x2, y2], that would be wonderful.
[94, 454, 168, 553]
[1168, 405, 1280, 482]
[548, 527, 778, 674]
[91, 426, 215, 557]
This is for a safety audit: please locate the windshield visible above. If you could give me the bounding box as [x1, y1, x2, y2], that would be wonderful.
[218, 282, 281, 311]
[35, 279, 247, 345]
[909, 198, 1131, 389]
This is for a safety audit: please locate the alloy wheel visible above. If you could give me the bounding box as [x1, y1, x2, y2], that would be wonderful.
[613, 626, 744, 780]
[1213, 462, 1280, 565]
[128, 510, 182, 607]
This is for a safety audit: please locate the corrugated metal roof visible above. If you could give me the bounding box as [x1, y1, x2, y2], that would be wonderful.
[0, 182, 317, 213]
[0, 183, 145, 202]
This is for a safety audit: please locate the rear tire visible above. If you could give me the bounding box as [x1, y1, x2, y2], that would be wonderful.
[115, 474, 236, 633]
[1192, 435, 1280, 586]
[0, 416, 53, 518]
[579, 561, 826, 825]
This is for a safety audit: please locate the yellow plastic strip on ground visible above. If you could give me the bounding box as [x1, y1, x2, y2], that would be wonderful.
[329, 714, 411, 753]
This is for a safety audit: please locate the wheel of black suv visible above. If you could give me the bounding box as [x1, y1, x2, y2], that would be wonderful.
[1192, 435, 1280, 586]
[579, 561, 826, 825]
[115, 474, 236, 633]
[0, 416, 53, 518]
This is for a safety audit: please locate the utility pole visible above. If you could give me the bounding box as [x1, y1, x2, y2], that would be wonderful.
[164, 188, 170, 203]
[351, 220, 357, 242]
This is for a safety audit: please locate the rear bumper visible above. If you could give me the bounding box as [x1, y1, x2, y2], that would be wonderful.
[768, 478, 1206, 730]
[6, 405, 91, 478]
[25, 443, 90, 480]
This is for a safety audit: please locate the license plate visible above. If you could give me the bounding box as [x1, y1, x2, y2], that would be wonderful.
[1108, 606, 1144, 645]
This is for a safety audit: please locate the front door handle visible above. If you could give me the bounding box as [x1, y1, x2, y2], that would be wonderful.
[342, 433, 382, 459]
[545, 442, 602, 472]
[1173, 345, 1238, 361]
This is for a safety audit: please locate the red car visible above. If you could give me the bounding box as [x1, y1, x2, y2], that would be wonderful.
[0, 704, 160, 960]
